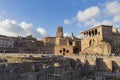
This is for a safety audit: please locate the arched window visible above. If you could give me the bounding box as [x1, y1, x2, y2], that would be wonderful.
[89, 31, 91, 37]
[84, 33, 87, 38]
[86, 32, 88, 37]
[95, 29, 97, 35]
[59, 50, 62, 53]
[69, 41, 73, 45]
[63, 48, 65, 52]
[66, 50, 69, 53]
[92, 30, 94, 36]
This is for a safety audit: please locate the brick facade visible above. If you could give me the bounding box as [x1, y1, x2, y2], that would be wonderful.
[55, 26, 81, 55]
[81, 25, 120, 55]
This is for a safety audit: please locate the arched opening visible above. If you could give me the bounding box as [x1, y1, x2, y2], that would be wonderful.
[73, 48, 79, 53]
[89, 39, 95, 46]
[86, 32, 88, 37]
[66, 50, 69, 53]
[59, 50, 62, 53]
[89, 40, 92, 46]
[63, 53, 65, 55]
[69, 41, 73, 45]
[89, 31, 92, 37]
[95, 29, 97, 35]
[84, 33, 87, 38]
[63, 48, 65, 52]
[92, 30, 94, 36]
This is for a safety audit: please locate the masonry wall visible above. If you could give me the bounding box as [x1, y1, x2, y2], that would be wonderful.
[81, 26, 102, 51]
[55, 45, 73, 55]
[102, 26, 113, 40]
[81, 25, 120, 55]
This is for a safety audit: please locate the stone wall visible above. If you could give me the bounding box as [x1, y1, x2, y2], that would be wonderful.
[0, 54, 120, 80]
[55, 45, 73, 55]
[0, 64, 20, 80]
[81, 25, 120, 55]
[82, 41, 111, 55]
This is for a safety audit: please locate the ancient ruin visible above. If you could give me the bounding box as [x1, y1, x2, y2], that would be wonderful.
[81, 25, 120, 55]
[55, 26, 81, 55]
[0, 25, 120, 80]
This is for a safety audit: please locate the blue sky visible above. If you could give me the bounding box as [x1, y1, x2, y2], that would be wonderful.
[0, 0, 120, 39]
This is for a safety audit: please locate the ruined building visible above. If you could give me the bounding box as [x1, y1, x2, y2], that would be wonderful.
[0, 34, 56, 54]
[55, 26, 81, 55]
[0, 25, 119, 55]
[0, 35, 14, 53]
[81, 25, 120, 55]
[39, 37, 55, 54]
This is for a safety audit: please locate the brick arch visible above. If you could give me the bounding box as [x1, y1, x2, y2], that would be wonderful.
[89, 39, 95, 46]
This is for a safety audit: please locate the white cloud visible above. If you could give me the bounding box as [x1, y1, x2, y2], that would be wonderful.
[84, 19, 97, 26]
[106, 1, 120, 15]
[20, 21, 32, 31]
[0, 19, 47, 39]
[76, 35, 80, 38]
[84, 19, 113, 27]
[63, 33, 71, 37]
[75, 1, 120, 28]
[101, 20, 112, 25]
[77, 6, 100, 22]
[0, 19, 23, 36]
[37, 28, 47, 36]
[113, 15, 120, 22]
[63, 1, 120, 32]
[64, 19, 71, 25]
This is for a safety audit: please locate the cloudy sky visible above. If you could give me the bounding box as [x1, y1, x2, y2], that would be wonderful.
[0, 0, 120, 39]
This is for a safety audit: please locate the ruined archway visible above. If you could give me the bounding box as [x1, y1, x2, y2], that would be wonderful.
[89, 39, 95, 46]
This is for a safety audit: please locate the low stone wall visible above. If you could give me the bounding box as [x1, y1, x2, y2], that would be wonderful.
[65, 55, 120, 73]
[0, 64, 20, 80]
[0, 53, 42, 58]
[0, 53, 120, 80]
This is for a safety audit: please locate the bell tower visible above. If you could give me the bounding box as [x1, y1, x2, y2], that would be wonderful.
[55, 26, 63, 46]
[56, 26, 63, 38]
